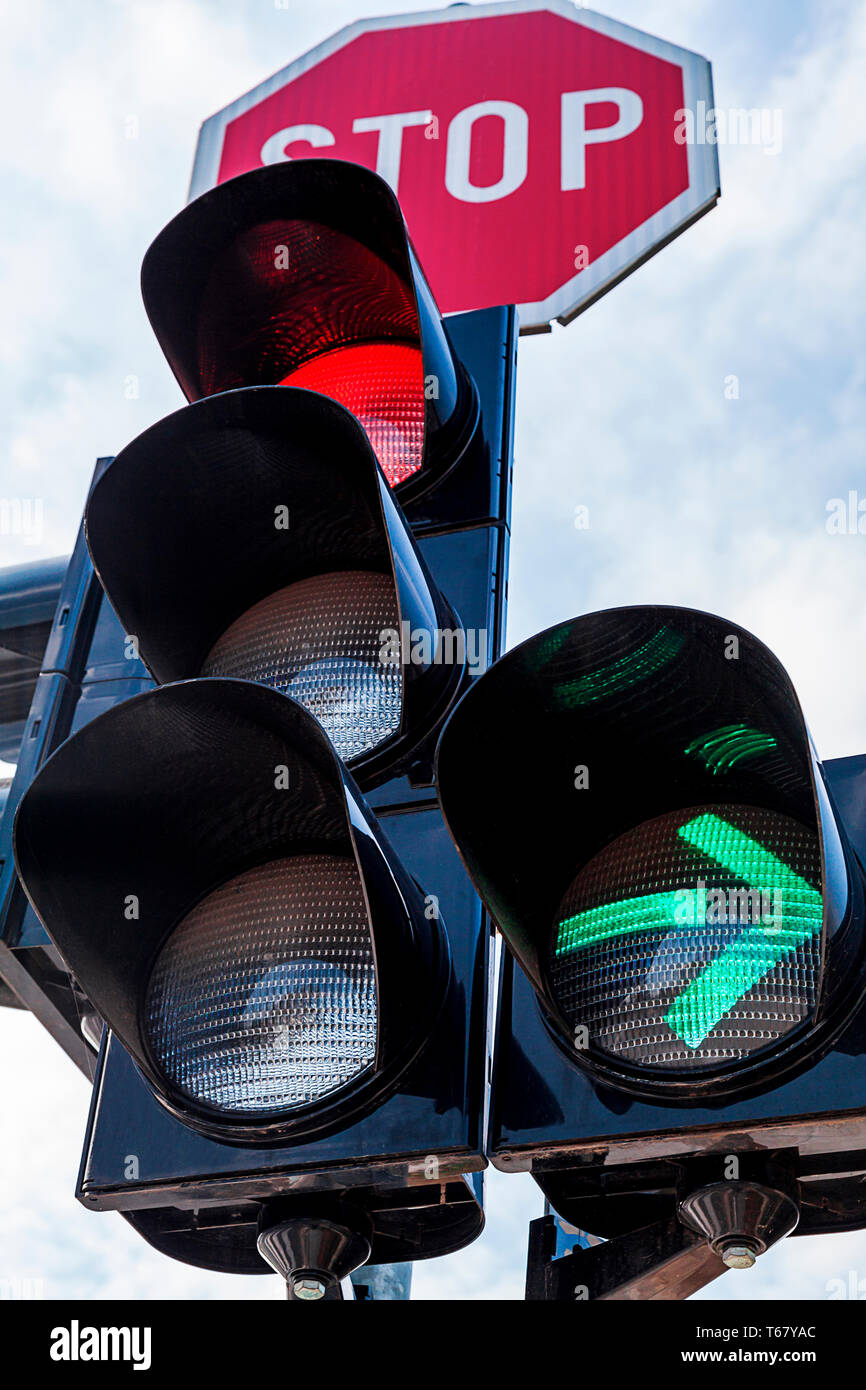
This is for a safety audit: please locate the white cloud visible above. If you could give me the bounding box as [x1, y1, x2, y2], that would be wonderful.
[694, 1225, 866, 1301]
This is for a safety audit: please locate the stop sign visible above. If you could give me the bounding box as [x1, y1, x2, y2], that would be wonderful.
[190, 1, 719, 331]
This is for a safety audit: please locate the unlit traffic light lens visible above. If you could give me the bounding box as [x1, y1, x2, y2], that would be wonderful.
[144, 855, 378, 1114]
[550, 805, 823, 1070]
[200, 572, 402, 763]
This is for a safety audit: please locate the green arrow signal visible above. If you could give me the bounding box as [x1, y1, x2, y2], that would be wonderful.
[554, 812, 823, 1049]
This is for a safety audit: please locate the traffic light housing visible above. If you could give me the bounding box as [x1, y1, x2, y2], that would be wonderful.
[14, 679, 450, 1144]
[84, 387, 464, 787]
[437, 605, 866, 1251]
[6, 157, 517, 1285]
[139, 159, 477, 503]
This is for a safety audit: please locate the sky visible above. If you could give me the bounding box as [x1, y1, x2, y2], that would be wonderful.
[1, 0, 866, 1301]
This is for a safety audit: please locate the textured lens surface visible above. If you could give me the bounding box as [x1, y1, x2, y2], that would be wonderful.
[550, 805, 823, 1071]
[145, 856, 377, 1113]
[195, 220, 425, 490]
[282, 343, 425, 488]
[201, 571, 401, 763]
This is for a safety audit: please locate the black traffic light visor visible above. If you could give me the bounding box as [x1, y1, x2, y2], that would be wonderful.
[85, 387, 463, 785]
[437, 606, 858, 1075]
[14, 680, 449, 1142]
[141, 160, 476, 499]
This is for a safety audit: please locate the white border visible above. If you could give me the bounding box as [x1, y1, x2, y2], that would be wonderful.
[188, 1, 720, 331]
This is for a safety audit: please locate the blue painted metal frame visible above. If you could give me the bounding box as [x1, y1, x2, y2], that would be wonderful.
[0, 480, 151, 1064]
[0, 555, 68, 761]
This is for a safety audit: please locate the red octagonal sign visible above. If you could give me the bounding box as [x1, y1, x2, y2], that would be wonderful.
[190, 1, 720, 331]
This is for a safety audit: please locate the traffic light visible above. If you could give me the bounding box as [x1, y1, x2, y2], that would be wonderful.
[437, 604, 866, 1295]
[138, 159, 477, 503]
[9, 157, 517, 1292]
[84, 387, 463, 786]
[14, 679, 448, 1144]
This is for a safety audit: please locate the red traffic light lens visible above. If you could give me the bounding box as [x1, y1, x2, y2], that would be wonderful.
[194, 218, 425, 487]
[142, 163, 475, 501]
[282, 343, 424, 488]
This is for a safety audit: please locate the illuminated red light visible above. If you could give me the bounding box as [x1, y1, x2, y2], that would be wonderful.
[193, 219, 427, 489]
[282, 342, 425, 488]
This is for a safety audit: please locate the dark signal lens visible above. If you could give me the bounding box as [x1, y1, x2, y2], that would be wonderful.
[200, 571, 402, 764]
[144, 855, 378, 1115]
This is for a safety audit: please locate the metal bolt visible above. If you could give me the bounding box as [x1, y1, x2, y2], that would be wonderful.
[720, 1242, 758, 1270]
[291, 1275, 327, 1301]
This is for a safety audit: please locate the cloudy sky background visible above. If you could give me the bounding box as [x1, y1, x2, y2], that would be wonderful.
[1, 0, 865, 1299]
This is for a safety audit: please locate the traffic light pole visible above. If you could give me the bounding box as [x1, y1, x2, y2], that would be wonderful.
[525, 1146, 807, 1299]
[526, 1213, 727, 1301]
